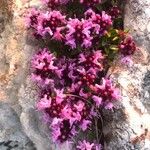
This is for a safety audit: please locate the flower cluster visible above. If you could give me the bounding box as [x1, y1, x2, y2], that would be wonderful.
[31, 49, 104, 88]
[65, 10, 112, 48]
[85, 9, 112, 35]
[119, 36, 136, 56]
[26, 10, 66, 39]
[65, 18, 93, 49]
[31, 48, 120, 144]
[92, 78, 120, 109]
[39, 90, 92, 143]
[31, 49, 61, 86]
[26, 7, 112, 48]
[77, 140, 101, 150]
[25, 8, 40, 29]
[108, 6, 121, 20]
[27, 0, 137, 149]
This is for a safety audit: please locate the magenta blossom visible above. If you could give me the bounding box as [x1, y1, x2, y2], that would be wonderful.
[31, 48, 61, 86]
[26, 0, 138, 148]
[119, 36, 136, 56]
[93, 78, 121, 109]
[86, 10, 112, 35]
[77, 140, 101, 150]
[37, 10, 66, 38]
[65, 18, 93, 49]
[108, 6, 121, 20]
[25, 8, 40, 28]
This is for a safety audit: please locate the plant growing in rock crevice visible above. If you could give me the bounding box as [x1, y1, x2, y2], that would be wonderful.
[26, 0, 137, 149]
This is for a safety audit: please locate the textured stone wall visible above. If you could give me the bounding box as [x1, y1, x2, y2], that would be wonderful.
[103, 0, 150, 149]
[0, 0, 149, 150]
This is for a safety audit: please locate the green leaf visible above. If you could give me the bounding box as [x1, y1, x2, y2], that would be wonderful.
[110, 45, 119, 51]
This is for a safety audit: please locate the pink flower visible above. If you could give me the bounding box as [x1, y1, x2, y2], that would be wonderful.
[77, 140, 102, 150]
[68, 70, 77, 81]
[92, 95, 102, 107]
[61, 105, 72, 120]
[79, 88, 89, 98]
[51, 118, 62, 142]
[95, 78, 121, 109]
[55, 89, 66, 104]
[78, 53, 86, 63]
[37, 95, 51, 110]
[105, 102, 114, 110]
[77, 140, 94, 150]
[36, 11, 66, 38]
[65, 18, 93, 49]
[80, 119, 91, 131]
[93, 50, 104, 68]
[119, 36, 136, 56]
[74, 101, 85, 112]
[84, 9, 96, 19]
[72, 111, 82, 122]
[25, 8, 40, 28]
[52, 27, 64, 41]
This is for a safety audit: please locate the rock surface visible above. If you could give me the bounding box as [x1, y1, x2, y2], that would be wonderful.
[104, 0, 150, 149]
[0, 0, 150, 150]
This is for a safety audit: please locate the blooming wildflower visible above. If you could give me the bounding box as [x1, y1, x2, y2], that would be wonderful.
[25, 8, 40, 28]
[119, 36, 136, 56]
[108, 6, 121, 20]
[84, 9, 96, 19]
[80, 119, 91, 131]
[65, 18, 93, 49]
[36, 94, 51, 110]
[92, 95, 102, 107]
[77, 50, 104, 86]
[91, 11, 112, 35]
[31, 48, 60, 86]
[37, 11, 66, 38]
[77, 140, 102, 150]
[27, 0, 137, 147]
[77, 140, 94, 150]
[94, 78, 120, 109]
[51, 118, 62, 142]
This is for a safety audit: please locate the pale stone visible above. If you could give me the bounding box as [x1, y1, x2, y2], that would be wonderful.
[104, 0, 150, 149]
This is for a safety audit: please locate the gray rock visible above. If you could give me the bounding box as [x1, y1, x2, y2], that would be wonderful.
[0, 102, 35, 150]
[104, 0, 150, 149]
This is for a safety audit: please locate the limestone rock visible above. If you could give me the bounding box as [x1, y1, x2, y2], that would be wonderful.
[104, 0, 150, 149]
[0, 102, 35, 150]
